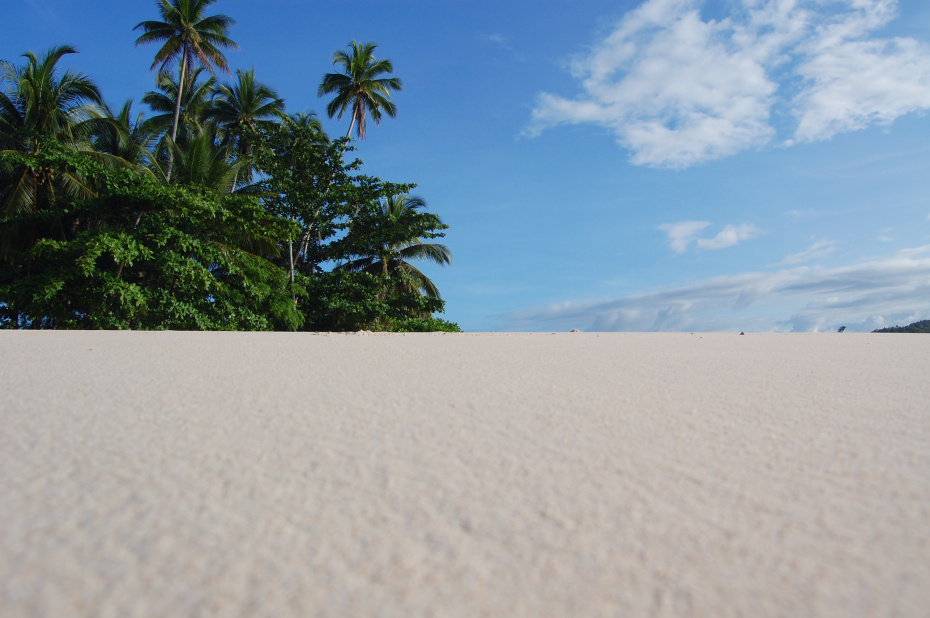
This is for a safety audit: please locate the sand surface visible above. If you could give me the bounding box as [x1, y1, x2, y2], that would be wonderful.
[1, 331, 929, 617]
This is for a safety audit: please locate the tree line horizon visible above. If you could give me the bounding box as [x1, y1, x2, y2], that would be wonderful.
[0, 0, 458, 331]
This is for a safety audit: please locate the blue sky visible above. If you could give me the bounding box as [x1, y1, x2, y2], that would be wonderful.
[5, 0, 930, 332]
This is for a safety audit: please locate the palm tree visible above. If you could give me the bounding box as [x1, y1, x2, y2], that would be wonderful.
[212, 68, 283, 188]
[1, 46, 104, 228]
[168, 123, 241, 192]
[318, 41, 402, 140]
[142, 67, 217, 177]
[134, 0, 238, 179]
[278, 111, 330, 152]
[286, 111, 326, 135]
[340, 194, 451, 299]
[93, 100, 162, 176]
[142, 67, 217, 142]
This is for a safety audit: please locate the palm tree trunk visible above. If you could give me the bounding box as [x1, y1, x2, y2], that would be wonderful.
[349, 96, 367, 140]
[229, 142, 250, 193]
[165, 46, 188, 183]
[288, 239, 296, 307]
[346, 115, 356, 139]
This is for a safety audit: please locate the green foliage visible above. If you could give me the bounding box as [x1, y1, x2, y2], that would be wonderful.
[251, 121, 452, 331]
[1, 150, 301, 330]
[0, 45, 104, 155]
[93, 100, 162, 175]
[134, 0, 239, 77]
[0, 142, 100, 261]
[141, 68, 218, 147]
[2, 16, 455, 332]
[873, 319, 930, 333]
[300, 270, 447, 332]
[339, 193, 451, 299]
[389, 316, 462, 333]
[1, 131, 455, 331]
[1, 46, 106, 228]
[252, 120, 378, 264]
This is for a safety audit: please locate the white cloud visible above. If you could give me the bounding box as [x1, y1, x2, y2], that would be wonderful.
[527, 0, 930, 168]
[658, 221, 758, 252]
[794, 36, 930, 141]
[778, 239, 837, 265]
[498, 245, 930, 332]
[657, 220, 710, 252]
[696, 223, 760, 250]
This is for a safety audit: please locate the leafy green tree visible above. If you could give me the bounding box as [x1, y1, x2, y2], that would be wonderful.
[212, 68, 284, 188]
[252, 120, 359, 274]
[2, 20, 458, 332]
[251, 122, 453, 330]
[340, 194, 451, 299]
[318, 41, 402, 140]
[299, 269, 454, 332]
[134, 0, 238, 179]
[0, 147, 300, 330]
[873, 319, 930, 333]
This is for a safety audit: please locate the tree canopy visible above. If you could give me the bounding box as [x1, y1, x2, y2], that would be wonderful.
[873, 319, 930, 333]
[1, 4, 457, 332]
[135, 0, 239, 181]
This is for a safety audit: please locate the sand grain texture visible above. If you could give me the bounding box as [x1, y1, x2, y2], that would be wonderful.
[1, 332, 929, 617]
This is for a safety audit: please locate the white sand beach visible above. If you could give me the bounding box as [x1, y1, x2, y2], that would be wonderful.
[1, 331, 928, 617]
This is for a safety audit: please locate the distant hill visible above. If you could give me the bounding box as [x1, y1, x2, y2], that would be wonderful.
[873, 319, 930, 333]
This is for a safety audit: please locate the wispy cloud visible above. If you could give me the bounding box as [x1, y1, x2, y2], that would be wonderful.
[778, 239, 837, 265]
[24, 0, 61, 24]
[487, 32, 528, 62]
[498, 245, 930, 332]
[785, 209, 820, 218]
[658, 221, 758, 252]
[526, 0, 930, 168]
